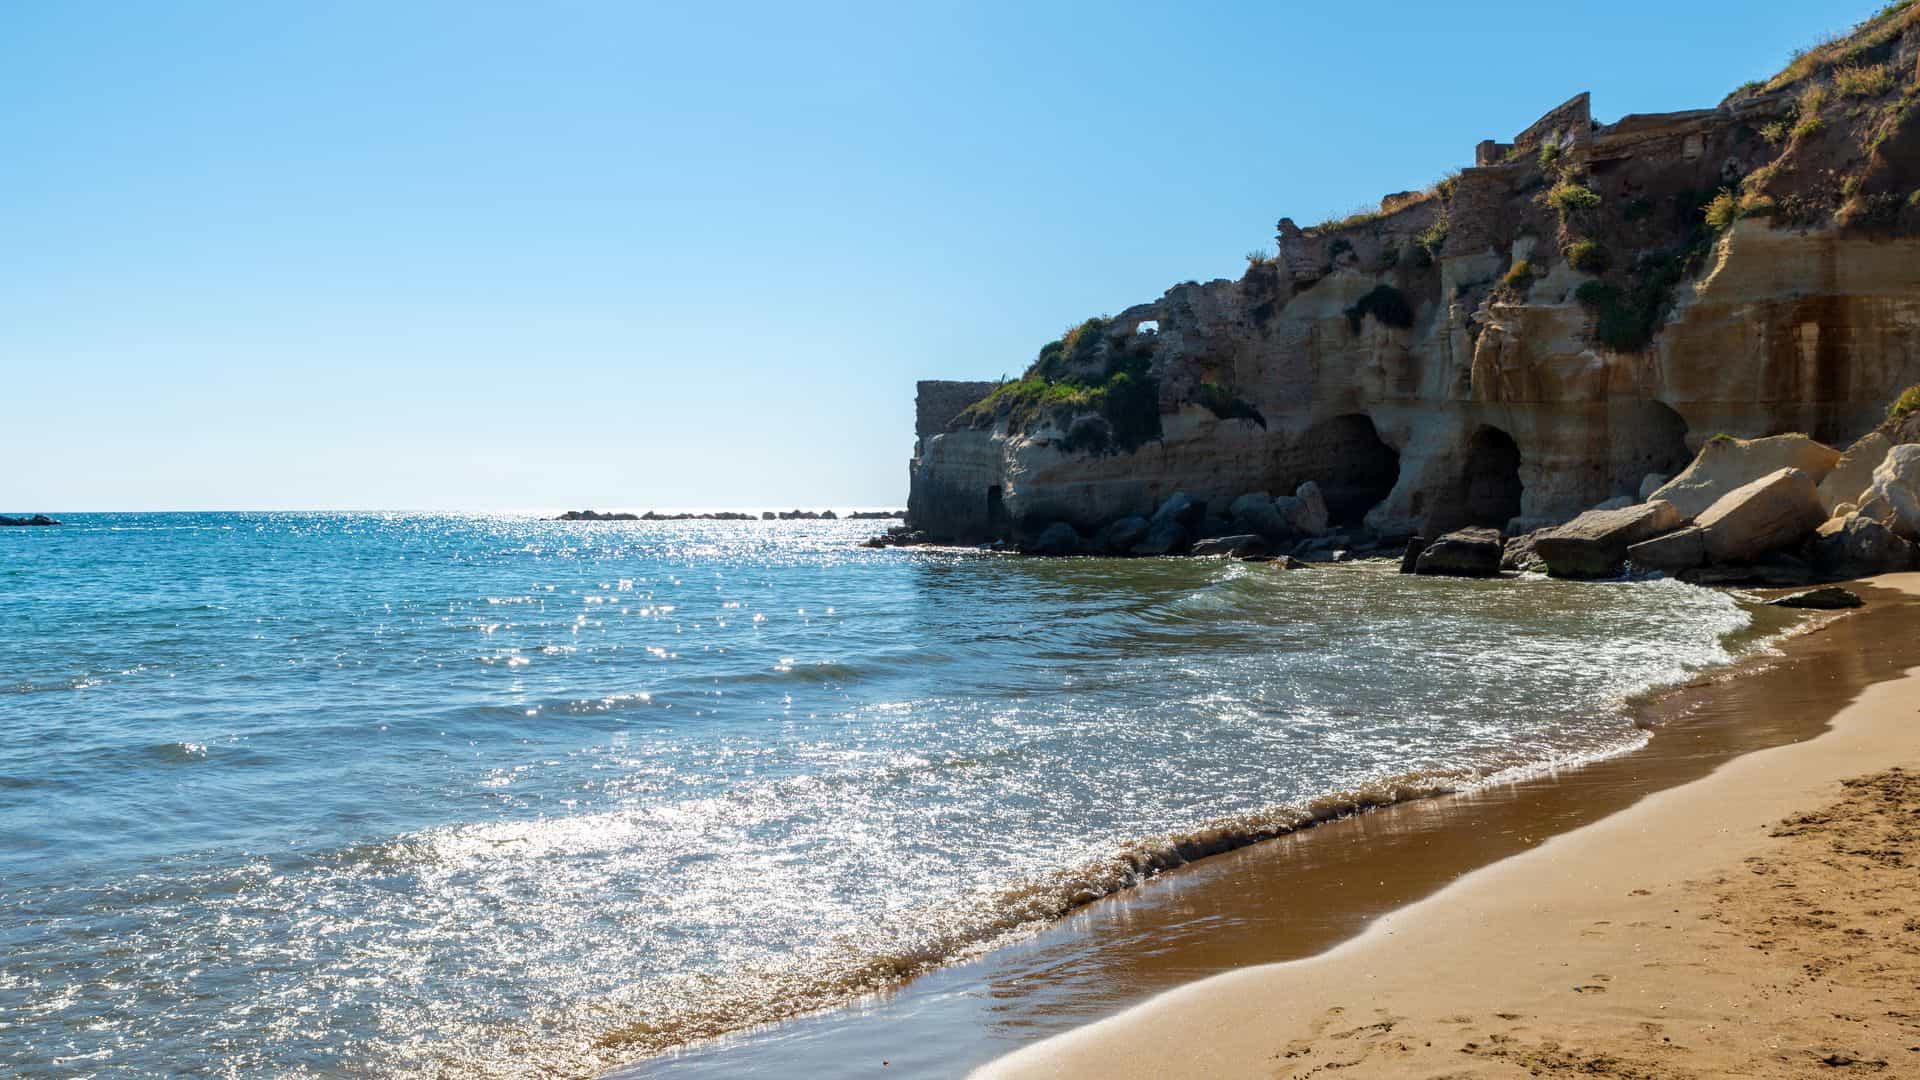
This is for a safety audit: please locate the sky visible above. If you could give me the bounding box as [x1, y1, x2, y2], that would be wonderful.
[0, 1, 1885, 511]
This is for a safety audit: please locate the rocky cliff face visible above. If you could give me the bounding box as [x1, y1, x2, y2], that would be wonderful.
[909, 4, 1920, 546]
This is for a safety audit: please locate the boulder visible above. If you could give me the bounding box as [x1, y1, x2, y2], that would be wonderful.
[1151, 492, 1207, 531]
[1192, 534, 1270, 558]
[1502, 531, 1546, 572]
[1193, 515, 1236, 540]
[1811, 512, 1918, 578]
[1097, 515, 1151, 554]
[1534, 500, 1684, 579]
[1289, 482, 1331, 536]
[1638, 473, 1670, 503]
[1767, 586, 1865, 610]
[1131, 519, 1191, 556]
[1229, 492, 1291, 541]
[1398, 536, 1428, 574]
[1649, 434, 1842, 520]
[1627, 526, 1709, 573]
[1413, 527, 1504, 578]
[1025, 522, 1084, 556]
[1863, 444, 1920, 541]
[1694, 467, 1826, 564]
[1589, 495, 1636, 512]
[1817, 431, 1892, 515]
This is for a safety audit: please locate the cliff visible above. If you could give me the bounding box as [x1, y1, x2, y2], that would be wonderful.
[908, 2, 1920, 546]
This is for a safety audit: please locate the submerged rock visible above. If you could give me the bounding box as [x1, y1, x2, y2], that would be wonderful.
[1413, 528, 1503, 578]
[1767, 586, 1865, 610]
[1534, 499, 1683, 579]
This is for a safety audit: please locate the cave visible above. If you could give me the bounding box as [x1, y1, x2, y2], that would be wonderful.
[1294, 414, 1401, 526]
[1428, 425, 1523, 535]
[986, 485, 1007, 537]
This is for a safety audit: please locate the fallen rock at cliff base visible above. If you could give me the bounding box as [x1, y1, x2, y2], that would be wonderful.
[1228, 492, 1291, 541]
[1650, 435, 1842, 520]
[1398, 537, 1428, 574]
[1191, 534, 1269, 558]
[1502, 531, 1546, 572]
[1628, 526, 1709, 573]
[1818, 431, 1893, 515]
[1811, 512, 1917, 578]
[1535, 499, 1684, 579]
[1413, 528, 1504, 578]
[1767, 586, 1865, 610]
[1863, 444, 1920, 541]
[1638, 473, 1671, 503]
[1151, 492, 1207, 531]
[1096, 515, 1151, 555]
[1024, 522, 1084, 556]
[1695, 467, 1827, 565]
[1289, 481, 1330, 536]
[1131, 520, 1190, 557]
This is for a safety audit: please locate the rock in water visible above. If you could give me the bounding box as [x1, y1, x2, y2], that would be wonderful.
[1398, 536, 1428, 574]
[1502, 531, 1546, 572]
[1767, 586, 1865, 610]
[1863, 444, 1920, 541]
[1191, 534, 1269, 558]
[1534, 500, 1684, 579]
[1228, 492, 1290, 541]
[1817, 431, 1892, 515]
[1413, 528, 1503, 578]
[1694, 467, 1826, 564]
[1650, 435, 1842, 520]
[1097, 515, 1151, 555]
[1628, 526, 1709, 572]
[1811, 513, 1918, 578]
[1131, 519, 1190, 557]
[1024, 522, 1084, 556]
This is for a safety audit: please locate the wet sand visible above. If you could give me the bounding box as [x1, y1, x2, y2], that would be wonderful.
[632, 574, 1920, 1077]
[979, 572, 1920, 1078]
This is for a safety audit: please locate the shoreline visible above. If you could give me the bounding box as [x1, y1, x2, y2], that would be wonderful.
[977, 571, 1920, 1079]
[622, 573, 1896, 1078]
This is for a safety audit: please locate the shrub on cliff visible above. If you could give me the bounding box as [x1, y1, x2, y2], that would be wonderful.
[1562, 239, 1609, 273]
[1343, 284, 1415, 333]
[1190, 382, 1266, 428]
[1548, 180, 1601, 214]
[958, 321, 1162, 454]
[1501, 260, 1537, 293]
[1836, 62, 1895, 98]
[1705, 189, 1741, 230]
[1891, 385, 1920, 422]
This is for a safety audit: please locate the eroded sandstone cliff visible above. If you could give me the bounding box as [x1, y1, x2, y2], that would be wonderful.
[909, 3, 1920, 547]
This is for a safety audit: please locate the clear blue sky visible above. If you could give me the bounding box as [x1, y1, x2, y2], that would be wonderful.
[0, 1, 1877, 511]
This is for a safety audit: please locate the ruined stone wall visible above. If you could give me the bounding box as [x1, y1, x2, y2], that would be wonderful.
[915, 381, 997, 440]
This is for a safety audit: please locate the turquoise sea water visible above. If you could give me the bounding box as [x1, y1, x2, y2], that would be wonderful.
[1, 514, 1764, 1076]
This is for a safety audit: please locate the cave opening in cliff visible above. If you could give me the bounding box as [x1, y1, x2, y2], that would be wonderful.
[1445, 425, 1524, 533]
[985, 485, 1006, 536]
[1296, 414, 1400, 527]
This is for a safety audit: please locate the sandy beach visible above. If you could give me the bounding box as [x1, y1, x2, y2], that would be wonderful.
[980, 572, 1920, 1079]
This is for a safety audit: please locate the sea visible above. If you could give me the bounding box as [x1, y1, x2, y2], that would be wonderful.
[0, 513, 1779, 1076]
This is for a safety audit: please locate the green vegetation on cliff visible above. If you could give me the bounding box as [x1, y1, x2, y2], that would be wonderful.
[958, 318, 1162, 453]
